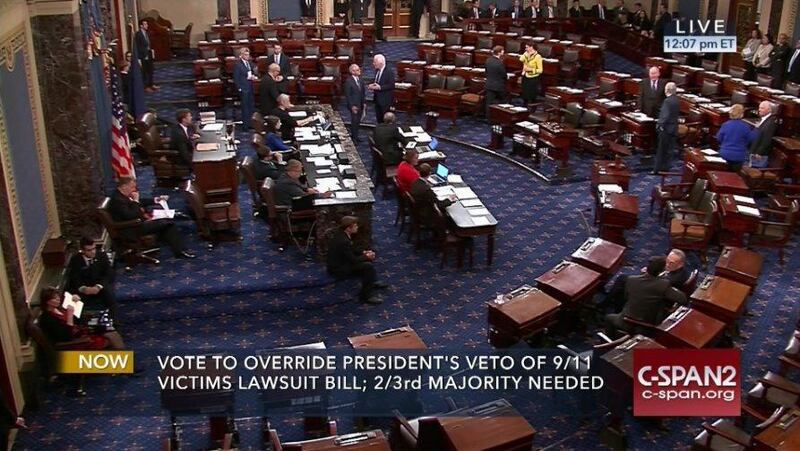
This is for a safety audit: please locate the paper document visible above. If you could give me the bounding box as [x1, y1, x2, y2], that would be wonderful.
[62, 292, 84, 319]
[468, 208, 490, 216]
[472, 216, 491, 226]
[736, 205, 761, 216]
[447, 174, 464, 184]
[418, 151, 440, 160]
[335, 191, 357, 199]
[202, 123, 224, 132]
[597, 184, 623, 193]
[461, 198, 483, 208]
[151, 209, 175, 220]
[342, 179, 357, 189]
[453, 187, 478, 200]
[700, 148, 718, 155]
[288, 111, 308, 118]
[410, 126, 425, 133]
[705, 156, 726, 163]
[733, 195, 756, 204]
[196, 143, 219, 152]
[317, 169, 332, 175]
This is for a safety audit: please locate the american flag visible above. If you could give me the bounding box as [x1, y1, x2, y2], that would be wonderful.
[109, 61, 135, 178]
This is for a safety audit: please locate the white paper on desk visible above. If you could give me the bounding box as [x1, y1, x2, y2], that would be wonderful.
[308, 157, 333, 167]
[705, 156, 727, 163]
[700, 148, 718, 156]
[410, 126, 424, 133]
[432, 185, 456, 197]
[497, 103, 514, 108]
[311, 144, 334, 156]
[453, 187, 478, 200]
[460, 198, 483, 208]
[512, 106, 528, 112]
[335, 191, 357, 199]
[737, 205, 761, 216]
[472, 216, 491, 226]
[196, 143, 219, 152]
[597, 184, 623, 193]
[289, 111, 308, 118]
[418, 151, 440, 160]
[342, 179, 356, 189]
[447, 174, 463, 184]
[316, 168, 332, 175]
[399, 128, 415, 137]
[405, 141, 417, 149]
[733, 195, 757, 205]
[468, 208, 490, 216]
[202, 123, 224, 132]
[62, 292, 84, 319]
[151, 209, 175, 219]
[337, 164, 353, 172]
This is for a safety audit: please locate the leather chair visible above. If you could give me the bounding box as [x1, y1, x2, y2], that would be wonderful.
[453, 52, 472, 67]
[370, 146, 397, 199]
[289, 28, 306, 39]
[672, 54, 689, 65]
[170, 23, 193, 55]
[769, 183, 800, 212]
[652, 175, 707, 223]
[681, 269, 699, 296]
[785, 82, 800, 96]
[432, 204, 473, 268]
[347, 27, 364, 39]
[199, 48, 218, 59]
[321, 63, 340, 80]
[444, 75, 466, 91]
[239, 156, 262, 215]
[505, 40, 522, 53]
[304, 45, 321, 57]
[233, 29, 248, 40]
[740, 150, 788, 193]
[444, 33, 462, 47]
[477, 36, 493, 50]
[239, 17, 256, 25]
[139, 129, 192, 187]
[335, 45, 355, 61]
[701, 59, 719, 72]
[423, 49, 442, 65]
[26, 314, 89, 394]
[203, 66, 222, 80]
[403, 69, 424, 88]
[432, 13, 453, 31]
[585, 77, 618, 100]
[426, 74, 446, 90]
[263, 29, 278, 39]
[259, 178, 283, 243]
[539, 30, 554, 40]
[757, 73, 774, 87]
[700, 80, 724, 100]
[205, 31, 221, 41]
[184, 180, 241, 242]
[509, 27, 526, 36]
[728, 65, 747, 79]
[565, 33, 583, 43]
[96, 197, 160, 268]
[671, 71, 689, 87]
[729, 89, 750, 108]
[537, 43, 553, 58]
[743, 372, 800, 422]
[678, 108, 707, 149]
[529, 95, 562, 123]
[320, 27, 336, 39]
[778, 331, 800, 376]
[748, 200, 798, 265]
[669, 191, 717, 262]
[259, 178, 315, 250]
[559, 49, 580, 86]
[692, 407, 787, 451]
[460, 76, 486, 117]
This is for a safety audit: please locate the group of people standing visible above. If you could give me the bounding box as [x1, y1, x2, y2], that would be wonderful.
[742, 30, 800, 89]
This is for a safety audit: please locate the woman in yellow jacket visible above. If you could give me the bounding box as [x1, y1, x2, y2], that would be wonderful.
[520, 43, 543, 105]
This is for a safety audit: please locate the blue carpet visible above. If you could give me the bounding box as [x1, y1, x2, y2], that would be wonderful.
[14, 41, 800, 451]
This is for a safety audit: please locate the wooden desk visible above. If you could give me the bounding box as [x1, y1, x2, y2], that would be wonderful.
[282, 430, 391, 451]
[536, 121, 577, 174]
[656, 307, 726, 349]
[488, 104, 530, 137]
[698, 102, 731, 129]
[672, 65, 704, 88]
[396, 60, 427, 78]
[677, 93, 712, 115]
[717, 194, 761, 247]
[621, 77, 642, 99]
[753, 409, 800, 451]
[707, 171, 749, 195]
[570, 237, 626, 279]
[598, 193, 638, 246]
[585, 97, 626, 116]
[194, 123, 238, 199]
[446, 202, 498, 266]
[690, 275, 750, 325]
[348, 327, 427, 350]
[715, 246, 764, 290]
[591, 160, 631, 193]
[620, 112, 656, 153]
[303, 77, 339, 105]
[195, 80, 224, 108]
[422, 88, 462, 125]
[417, 42, 445, 60]
[545, 86, 586, 108]
[684, 148, 729, 179]
[486, 285, 562, 347]
[436, 400, 535, 451]
[535, 261, 602, 307]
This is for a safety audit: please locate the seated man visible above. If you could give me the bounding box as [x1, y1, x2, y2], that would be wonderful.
[169, 108, 199, 166]
[271, 94, 317, 141]
[66, 237, 118, 320]
[253, 143, 283, 181]
[604, 256, 687, 338]
[372, 112, 404, 166]
[108, 177, 195, 259]
[410, 164, 456, 229]
[396, 148, 420, 193]
[601, 248, 688, 312]
[326, 216, 388, 305]
[273, 159, 332, 206]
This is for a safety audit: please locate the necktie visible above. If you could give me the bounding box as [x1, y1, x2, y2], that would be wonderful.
[789, 49, 800, 73]
[375, 69, 382, 84]
[183, 125, 190, 139]
[354, 76, 359, 87]
[599, 7, 604, 19]
[276, 54, 279, 65]
[143, 30, 149, 44]
[652, 81, 657, 92]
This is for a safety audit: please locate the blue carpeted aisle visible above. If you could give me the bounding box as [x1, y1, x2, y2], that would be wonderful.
[13, 42, 800, 450]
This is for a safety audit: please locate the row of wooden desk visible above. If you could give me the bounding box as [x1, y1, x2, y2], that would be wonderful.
[197, 37, 365, 60]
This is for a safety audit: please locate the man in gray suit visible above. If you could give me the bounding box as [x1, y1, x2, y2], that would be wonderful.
[484, 46, 507, 117]
[605, 256, 687, 338]
[653, 81, 679, 173]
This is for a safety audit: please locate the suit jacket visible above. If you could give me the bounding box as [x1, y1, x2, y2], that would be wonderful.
[274, 172, 311, 206]
[66, 251, 114, 295]
[108, 189, 154, 223]
[410, 178, 452, 228]
[372, 123, 403, 164]
[749, 115, 777, 156]
[351, 0, 371, 22]
[524, 6, 538, 19]
[482, 7, 500, 18]
[135, 29, 152, 60]
[484, 56, 507, 92]
[665, 266, 689, 289]
[639, 78, 666, 118]
[622, 273, 687, 324]
[271, 107, 298, 141]
[507, 6, 525, 18]
[344, 75, 366, 111]
[259, 76, 282, 115]
[326, 230, 367, 277]
[372, 67, 395, 110]
[657, 94, 679, 136]
[300, 0, 317, 17]
[653, 12, 671, 40]
[788, 48, 800, 83]
[540, 5, 556, 18]
[266, 53, 291, 76]
[169, 123, 194, 165]
[631, 10, 650, 30]
[568, 7, 583, 18]
[591, 4, 609, 19]
[770, 43, 792, 77]
[233, 59, 254, 93]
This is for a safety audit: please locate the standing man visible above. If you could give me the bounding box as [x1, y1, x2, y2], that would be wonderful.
[327, 216, 388, 305]
[482, 2, 500, 18]
[369, 54, 395, 124]
[260, 63, 284, 117]
[67, 237, 118, 320]
[484, 46, 507, 117]
[638, 66, 666, 118]
[541, 0, 556, 18]
[508, 0, 525, 19]
[372, 112, 404, 165]
[470, 0, 483, 19]
[233, 48, 257, 127]
[374, 0, 387, 41]
[135, 19, 159, 92]
[770, 34, 792, 88]
[592, 0, 609, 20]
[266, 44, 291, 76]
[568, 0, 584, 18]
[654, 82, 679, 173]
[612, 0, 629, 24]
[749, 101, 778, 165]
[409, 0, 427, 38]
[652, 3, 671, 42]
[351, 0, 371, 23]
[300, 0, 317, 18]
[788, 39, 800, 84]
[525, 0, 539, 19]
[344, 64, 366, 142]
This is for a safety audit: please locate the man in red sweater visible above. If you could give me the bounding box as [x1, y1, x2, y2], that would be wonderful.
[396, 148, 420, 193]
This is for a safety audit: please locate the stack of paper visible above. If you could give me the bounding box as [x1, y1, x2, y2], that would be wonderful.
[472, 216, 491, 226]
[447, 174, 463, 184]
[737, 205, 761, 216]
[315, 177, 341, 192]
[289, 111, 308, 118]
[196, 143, 219, 152]
[734, 195, 757, 205]
[62, 292, 85, 319]
[700, 148, 719, 156]
[453, 187, 477, 200]
[202, 123, 223, 132]
[461, 198, 483, 208]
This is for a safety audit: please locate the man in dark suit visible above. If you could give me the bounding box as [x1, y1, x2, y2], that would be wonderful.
[604, 256, 687, 337]
[266, 44, 291, 76]
[630, 2, 650, 31]
[591, 0, 609, 20]
[612, 0, 629, 24]
[135, 19, 158, 92]
[351, 0, 370, 23]
[327, 216, 387, 305]
[260, 63, 284, 117]
[233, 48, 257, 127]
[375, 0, 387, 40]
[372, 112, 404, 165]
[484, 46, 507, 117]
[300, 0, 317, 17]
[108, 177, 194, 259]
[654, 82, 679, 173]
[525, 0, 539, 19]
[787, 39, 800, 84]
[601, 249, 688, 312]
[369, 54, 395, 124]
[274, 159, 331, 206]
[771, 34, 792, 88]
[169, 108, 198, 166]
[409, 0, 428, 38]
[344, 64, 366, 142]
[67, 237, 118, 320]
[652, 3, 671, 42]
[482, 2, 500, 18]
[638, 66, 666, 118]
[749, 101, 778, 157]
[540, 0, 556, 18]
[508, 0, 525, 19]
[568, 0, 584, 18]
[410, 164, 455, 229]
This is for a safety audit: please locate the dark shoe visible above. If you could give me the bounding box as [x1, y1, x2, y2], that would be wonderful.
[373, 282, 389, 289]
[360, 295, 383, 305]
[177, 251, 196, 259]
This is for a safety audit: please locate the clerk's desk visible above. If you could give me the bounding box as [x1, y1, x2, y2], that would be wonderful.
[277, 430, 391, 451]
[194, 120, 239, 203]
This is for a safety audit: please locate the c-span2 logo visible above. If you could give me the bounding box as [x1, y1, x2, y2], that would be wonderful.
[633, 349, 739, 416]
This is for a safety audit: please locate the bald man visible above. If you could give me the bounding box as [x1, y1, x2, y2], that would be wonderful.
[259, 63, 284, 116]
[749, 101, 777, 162]
[344, 64, 366, 142]
[369, 54, 395, 124]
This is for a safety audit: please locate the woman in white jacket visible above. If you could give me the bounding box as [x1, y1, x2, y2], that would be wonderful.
[753, 33, 774, 75]
[741, 29, 762, 80]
